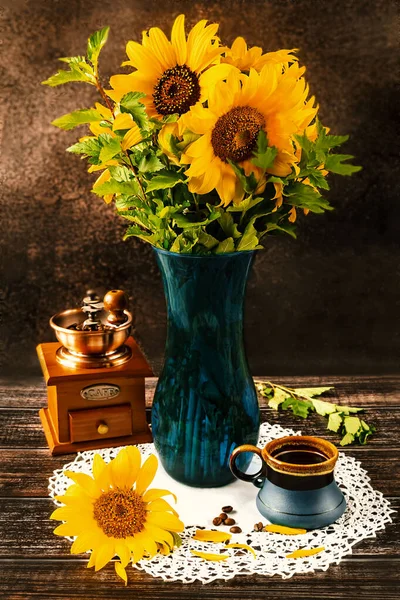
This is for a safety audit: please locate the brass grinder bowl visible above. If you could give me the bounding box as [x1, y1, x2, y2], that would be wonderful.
[50, 308, 132, 368]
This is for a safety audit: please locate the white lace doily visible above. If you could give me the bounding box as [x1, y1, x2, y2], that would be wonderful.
[49, 422, 394, 584]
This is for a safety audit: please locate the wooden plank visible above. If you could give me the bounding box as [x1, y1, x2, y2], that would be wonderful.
[0, 498, 398, 559]
[0, 406, 397, 449]
[1, 449, 399, 498]
[0, 558, 399, 599]
[1, 375, 400, 408]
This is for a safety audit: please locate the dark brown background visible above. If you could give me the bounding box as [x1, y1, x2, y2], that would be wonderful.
[1, 0, 399, 378]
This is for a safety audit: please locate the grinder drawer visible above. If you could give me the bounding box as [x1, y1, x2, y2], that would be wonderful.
[69, 404, 132, 443]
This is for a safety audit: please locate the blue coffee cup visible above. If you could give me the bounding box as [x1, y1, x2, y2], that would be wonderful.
[230, 435, 346, 530]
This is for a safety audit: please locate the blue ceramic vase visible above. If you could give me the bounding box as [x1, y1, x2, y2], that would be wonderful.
[151, 248, 260, 487]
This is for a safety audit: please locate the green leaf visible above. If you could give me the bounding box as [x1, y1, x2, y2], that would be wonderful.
[324, 154, 362, 176]
[251, 131, 278, 169]
[138, 153, 165, 173]
[268, 388, 290, 411]
[146, 171, 186, 192]
[92, 179, 140, 197]
[306, 169, 330, 190]
[87, 27, 109, 72]
[236, 221, 260, 251]
[228, 161, 257, 194]
[67, 137, 103, 163]
[42, 64, 94, 87]
[218, 212, 241, 239]
[327, 412, 343, 432]
[340, 432, 355, 446]
[293, 387, 334, 399]
[170, 232, 198, 253]
[344, 416, 362, 435]
[284, 182, 333, 213]
[311, 398, 337, 416]
[282, 397, 313, 418]
[197, 230, 219, 250]
[120, 92, 148, 129]
[123, 225, 156, 245]
[99, 137, 121, 163]
[227, 196, 264, 214]
[215, 237, 235, 254]
[173, 208, 220, 229]
[115, 195, 146, 210]
[171, 532, 182, 548]
[51, 109, 104, 131]
[108, 165, 132, 182]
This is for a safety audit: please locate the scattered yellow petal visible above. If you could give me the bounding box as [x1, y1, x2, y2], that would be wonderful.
[190, 549, 229, 562]
[225, 543, 257, 558]
[263, 524, 307, 535]
[288, 206, 297, 223]
[115, 561, 128, 585]
[286, 546, 325, 559]
[192, 529, 232, 543]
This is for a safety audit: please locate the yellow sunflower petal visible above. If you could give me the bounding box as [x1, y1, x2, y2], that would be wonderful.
[115, 561, 128, 585]
[286, 546, 325, 559]
[92, 453, 112, 491]
[121, 125, 142, 151]
[146, 511, 184, 532]
[53, 522, 86, 537]
[225, 543, 257, 558]
[143, 523, 174, 547]
[115, 540, 131, 568]
[190, 550, 229, 562]
[135, 454, 158, 495]
[145, 26, 176, 70]
[171, 14, 187, 65]
[93, 169, 111, 189]
[125, 536, 145, 563]
[198, 64, 237, 93]
[134, 531, 158, 558]
[95, 540, 115, 571]
[192, 529, 232, 543]
[125, 40, 163, 76]
[87, 550, 97, 569]
[113, 113, 134, 131]
[142, 488, 177, 503]
[70, 528, 103, 555]
[146, 498, 178, 516]
[64, 471, 102, 499]
[109, 447, 133, 489]
[264, 524, 307, 535]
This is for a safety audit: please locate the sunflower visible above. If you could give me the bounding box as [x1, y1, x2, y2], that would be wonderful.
[107, 14, 234, 129]
[223, 36, 298, 72]
[50, 447, 184, 584]
[181, 64, 317, 206]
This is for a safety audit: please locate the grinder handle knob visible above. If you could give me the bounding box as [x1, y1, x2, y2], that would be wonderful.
[103, 289, 128, 325]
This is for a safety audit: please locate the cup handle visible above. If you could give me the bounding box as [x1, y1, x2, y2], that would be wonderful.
[230, 444, 265, 485]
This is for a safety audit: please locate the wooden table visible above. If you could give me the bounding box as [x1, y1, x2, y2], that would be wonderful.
[1, 376, 399, 599]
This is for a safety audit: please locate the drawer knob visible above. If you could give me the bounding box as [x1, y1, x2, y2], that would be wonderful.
[97, 422, 109, 435]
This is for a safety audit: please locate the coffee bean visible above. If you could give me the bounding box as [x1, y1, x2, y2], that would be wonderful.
[222, 505, 233, 513]
[254, 522, 264, 531]
[224, 518, 235, 526]
[219, 513, 228, 520]
[230, 526, 242, 534]
[212, 517, 223, 526]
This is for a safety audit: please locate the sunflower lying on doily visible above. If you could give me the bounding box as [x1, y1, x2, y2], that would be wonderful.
[51, 447, 183, 584]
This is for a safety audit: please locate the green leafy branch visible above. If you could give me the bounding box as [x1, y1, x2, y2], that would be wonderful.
[257, 381, 375, 446]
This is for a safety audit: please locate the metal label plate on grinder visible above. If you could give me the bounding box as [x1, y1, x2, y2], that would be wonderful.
[80, 384, 120, 401]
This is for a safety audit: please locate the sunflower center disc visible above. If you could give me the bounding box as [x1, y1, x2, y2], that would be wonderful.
[93, 489, 147, 538]
[211, 106, 266, 163]
[153, 64, 201, 115]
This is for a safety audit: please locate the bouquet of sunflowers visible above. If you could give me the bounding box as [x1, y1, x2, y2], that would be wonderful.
[44, 15, 360, 254]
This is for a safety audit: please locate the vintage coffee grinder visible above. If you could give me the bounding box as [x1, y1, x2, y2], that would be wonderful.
[37, 289, 153, 455]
